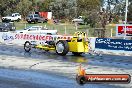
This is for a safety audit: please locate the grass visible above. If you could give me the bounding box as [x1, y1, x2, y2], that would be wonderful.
[106, 24, 116, 37]
[14, 21, 116, 37]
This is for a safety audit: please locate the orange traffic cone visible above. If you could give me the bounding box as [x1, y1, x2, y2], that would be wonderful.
[78, 64, 86, 76]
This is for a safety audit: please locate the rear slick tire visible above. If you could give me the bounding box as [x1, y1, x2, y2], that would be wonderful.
[56, 40, 69, 56]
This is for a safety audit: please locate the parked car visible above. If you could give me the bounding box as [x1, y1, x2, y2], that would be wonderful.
[0, 22, 16, 32]
[26, 14, 48, 24]
[2, 13, 21, 22]
[17, 26, 57, 35]
[72, 16, 85, 25]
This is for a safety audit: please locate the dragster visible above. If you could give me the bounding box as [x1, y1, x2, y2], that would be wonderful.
[24, 31, 89, 56]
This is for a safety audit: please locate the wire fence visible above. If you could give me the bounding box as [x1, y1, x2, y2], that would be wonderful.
[15, 22, 115, 38]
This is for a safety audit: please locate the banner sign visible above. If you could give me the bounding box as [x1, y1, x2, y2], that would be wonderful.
[95, 38, 132, 51]
[116, 24, 132, 37]
[0, 32, 72, 45]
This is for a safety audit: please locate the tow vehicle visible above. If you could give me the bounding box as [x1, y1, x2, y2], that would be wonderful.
[72, 16, 84, 25]
[2, 13, 21, 22]
[0, 22, 16, 32]
[17, 26, 57, 35]
[26, 14, 48, 24]
[24, 31, 89, 56]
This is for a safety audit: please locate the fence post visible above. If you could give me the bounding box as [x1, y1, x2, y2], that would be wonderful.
[65, 25, 67, 34]
[111, 28, 113, 37]
[75, 22, 78, 30]
[25, 23, 26, 29]
[87, 29, 89, 36]
[44, 24, 47, 28]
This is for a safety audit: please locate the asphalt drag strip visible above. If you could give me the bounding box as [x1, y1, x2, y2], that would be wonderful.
[0, 68, 125, 88]
[0, 44, 131, 88]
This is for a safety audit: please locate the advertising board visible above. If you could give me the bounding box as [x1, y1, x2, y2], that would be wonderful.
[116, 24, 132, 37]
[0, 32, 72, 45]
[95, 38, 132, 51]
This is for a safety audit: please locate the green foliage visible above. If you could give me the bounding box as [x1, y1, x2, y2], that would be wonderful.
[0, 0, 132, 23]
[16, 0, 33, 19]
[128, 1, 132, 22]
[77, 0, 101, 16]
[113, 15, 119, 23]
[37, 0, 54, 12]
[0, 0, 34, 19]
[0, 0, 19, 16]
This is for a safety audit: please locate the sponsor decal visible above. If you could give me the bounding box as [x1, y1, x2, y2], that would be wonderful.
[95, 38, 132, 51]
[118, 26, 132, 33]
[15, 34, 72, 41]
[15, 34, 53, 41]
[76, 65, 131, 85]
[76, 74, 131, 85]
[1, 33, 72, 44]
[116, 24, 132, 37]
[2, 33, 14, 41]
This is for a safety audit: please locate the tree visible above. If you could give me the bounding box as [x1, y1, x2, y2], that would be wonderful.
[44, 0, 75, 19]
[37, 0, 54, 12]
[16, 0, 33, 19]
[0, 0, 7, 17]
[77, 0, 101, 16]
[99, 8, 109, 37]
[128, 1, 132, 22]
[102, 0, 125, 22]
[96, 0, 125, 37]
[0, 0, 20, 17]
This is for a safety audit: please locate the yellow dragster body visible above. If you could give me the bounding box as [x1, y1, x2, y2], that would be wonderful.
[24, 31, 89, 56]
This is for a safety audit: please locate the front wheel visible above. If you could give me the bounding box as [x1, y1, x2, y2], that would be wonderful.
[56, 40, 69, 56]
[17, 18, 21, 22]
[24, 41, 31, 52]
[34, 20, 38, 24]
[27, 21, 31, 24]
